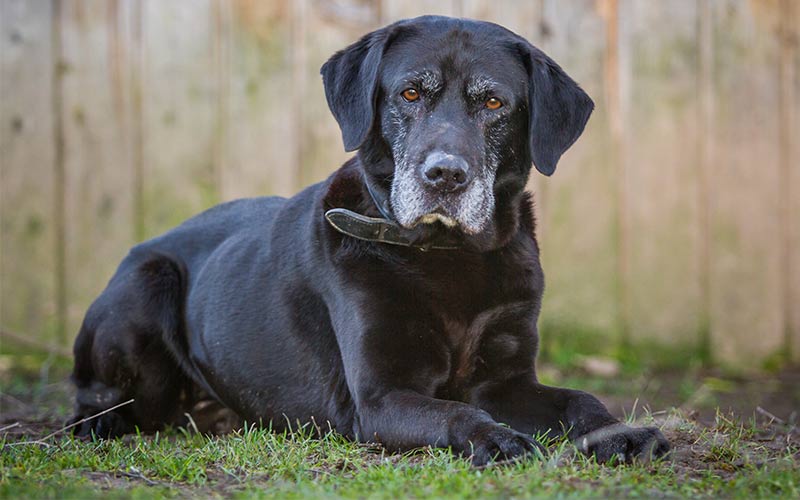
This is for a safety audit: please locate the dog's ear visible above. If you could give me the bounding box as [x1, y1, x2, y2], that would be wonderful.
[520, 43, 594, 176]
[321, 28, 394, 152]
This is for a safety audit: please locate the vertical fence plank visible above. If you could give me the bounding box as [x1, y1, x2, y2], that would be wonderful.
[59, 0, 137, 338]
[709, 0, 784, 368]
[624, 0, 702, 352]
[0, 0, 58, 344]
[294, 1, 380, 187]
[601, 0, 632, 349]
[130, 0, 145, 242]
[777, 0, 798, 362]
[52, 0, 67, 346]
[212, 0, 231, 200]
[225, 1, 294, 199]
[290, 0, 310, 189]
[527, 2, 617, 344]
[141, 0, 217, 238]
[697, 0, 714, 362]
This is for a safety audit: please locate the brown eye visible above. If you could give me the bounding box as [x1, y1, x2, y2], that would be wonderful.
[485, 97, 503, 110]
[401, 88, 420, 102]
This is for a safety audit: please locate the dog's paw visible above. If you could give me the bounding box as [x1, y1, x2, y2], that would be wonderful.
[575, 423, 670, 464]
[466, 423, 544, 466]
[69, 411, 131, 439]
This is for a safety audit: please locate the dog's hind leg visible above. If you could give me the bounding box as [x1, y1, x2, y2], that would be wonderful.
[69, 253, 194, 438]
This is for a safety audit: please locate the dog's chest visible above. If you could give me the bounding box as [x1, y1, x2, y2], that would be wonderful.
[410, 249, 538, 398]
[442, 318, 482, 391]
[437, 305, 525, 399]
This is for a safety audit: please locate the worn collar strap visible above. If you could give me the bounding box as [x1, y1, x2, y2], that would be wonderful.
[324, 177, 461, 251]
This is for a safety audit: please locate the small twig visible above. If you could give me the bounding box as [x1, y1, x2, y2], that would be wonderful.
[0, 422, 21, 433]
[756, 406, 785, 425]
[43, 398, 136, 441]
[3, 399, 136, 448]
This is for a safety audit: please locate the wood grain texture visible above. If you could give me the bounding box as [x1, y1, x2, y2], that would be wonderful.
[0, 0, 795, 368]
[0, 0, 58, 345]
[58, 0, 137, 338]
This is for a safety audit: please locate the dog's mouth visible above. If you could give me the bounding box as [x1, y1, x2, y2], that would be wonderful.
[397, 202, 488, 236]
[392, 188, 495, 236]
[412, 211, 458, 228]
[399, 198, 467, 231]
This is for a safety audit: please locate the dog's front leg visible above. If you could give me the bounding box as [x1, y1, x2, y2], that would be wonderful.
[475, 376, 670, 463]
[331, 308, 539, 465]
[356, 389, 539, 465]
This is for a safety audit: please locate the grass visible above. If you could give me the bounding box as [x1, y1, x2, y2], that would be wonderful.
[1, 412, 798, 499]
[1, 349, 799, 498]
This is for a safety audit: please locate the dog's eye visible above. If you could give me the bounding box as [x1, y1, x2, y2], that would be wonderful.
[485, 97, 503, 110]
[401, 88, 420, 102]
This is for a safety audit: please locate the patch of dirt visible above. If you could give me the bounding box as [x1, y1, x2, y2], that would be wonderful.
[583, 367, 800, 426]
[676, 417, 796, 473]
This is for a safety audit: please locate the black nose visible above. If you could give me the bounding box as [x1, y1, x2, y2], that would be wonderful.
[420, 153, 472, 192]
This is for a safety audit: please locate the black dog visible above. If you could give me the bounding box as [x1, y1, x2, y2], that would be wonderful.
[70, 16, 669, 465]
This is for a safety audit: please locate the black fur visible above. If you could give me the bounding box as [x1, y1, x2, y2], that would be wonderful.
[71, 16, 668, 465]
[520, 42, 595, 176]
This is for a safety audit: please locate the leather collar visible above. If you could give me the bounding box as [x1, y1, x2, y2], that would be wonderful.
[324, 176, 461, 251]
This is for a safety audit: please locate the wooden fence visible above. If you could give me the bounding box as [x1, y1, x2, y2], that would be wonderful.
[1, 0, 797, 369]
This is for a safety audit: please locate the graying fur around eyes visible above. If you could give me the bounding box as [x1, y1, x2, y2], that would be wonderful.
[386, 105, 410, 165]
[484, 121, 507, 171]
[414, 70, 443, 94]
[466, 76, 499, 99]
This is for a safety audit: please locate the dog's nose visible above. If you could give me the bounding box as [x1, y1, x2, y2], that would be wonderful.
[420, 153, 472, 193]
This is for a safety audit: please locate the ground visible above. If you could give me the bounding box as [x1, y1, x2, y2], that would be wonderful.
[1, 348, 799, 499]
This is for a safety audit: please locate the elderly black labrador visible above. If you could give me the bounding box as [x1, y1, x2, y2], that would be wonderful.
[70, 16, 669, 465]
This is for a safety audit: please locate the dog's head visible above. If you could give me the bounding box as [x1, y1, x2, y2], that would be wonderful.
[321, 16, 593, 242]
